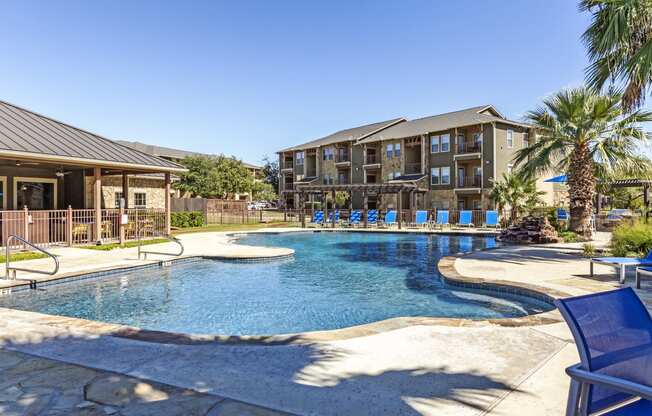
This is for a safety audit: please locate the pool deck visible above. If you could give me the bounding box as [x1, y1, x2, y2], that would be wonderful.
[0, 228, 640, 415]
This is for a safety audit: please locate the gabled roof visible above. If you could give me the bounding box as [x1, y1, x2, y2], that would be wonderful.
[116, 140, 261, 170]
[358, 105, 530, 144]
[0, 100, 186, 172]
[279, 117, 406, 153]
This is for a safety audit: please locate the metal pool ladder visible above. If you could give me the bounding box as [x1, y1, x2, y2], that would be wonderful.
[5, 235, 60, 280]
[137, 234, 184, 260]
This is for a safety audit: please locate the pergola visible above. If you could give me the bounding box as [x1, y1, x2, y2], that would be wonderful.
[295, 182, 427, 229]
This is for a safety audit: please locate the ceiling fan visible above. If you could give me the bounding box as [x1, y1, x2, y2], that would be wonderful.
[55, 169, 73, 177]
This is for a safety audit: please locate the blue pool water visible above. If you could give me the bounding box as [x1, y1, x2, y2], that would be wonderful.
[0, 232, 552, 335]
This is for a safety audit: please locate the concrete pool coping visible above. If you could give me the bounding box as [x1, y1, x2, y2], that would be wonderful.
[0, 230, 569, 346]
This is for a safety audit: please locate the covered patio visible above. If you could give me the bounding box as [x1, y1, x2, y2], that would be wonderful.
[0, 100, 186, 247]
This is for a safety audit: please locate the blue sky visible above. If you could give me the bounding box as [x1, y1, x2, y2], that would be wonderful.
[0, 0, 624, 164]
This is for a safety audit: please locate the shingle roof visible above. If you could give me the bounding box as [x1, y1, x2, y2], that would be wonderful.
[279, 118, 406, 152]
[0, 100, 185, 172]
[116, 140, 261, 170]
[358, 105, 530, 144]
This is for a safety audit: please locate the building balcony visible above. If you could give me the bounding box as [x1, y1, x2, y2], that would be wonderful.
[281, 161, 294, 171]
[335, 153, 351, 167]
[457, 141, 482, 154]
[363, 154, 380, 169]
[404, 162, 422, 175]
[456, 175, 482, 189]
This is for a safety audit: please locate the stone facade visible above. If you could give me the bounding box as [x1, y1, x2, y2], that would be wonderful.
[85, 175, 166, 209]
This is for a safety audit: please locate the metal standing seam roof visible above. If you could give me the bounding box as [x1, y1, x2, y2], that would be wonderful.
[279, 117, 406, 153]
[115, 140, 262, 170]
[358, 105, 531, 144]
[0, 100, 186, 172]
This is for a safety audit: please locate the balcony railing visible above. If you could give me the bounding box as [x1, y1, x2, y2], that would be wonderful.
[457, 141, 482, 154]
[282, 161, 294, 170]
[364, 154, 379, 165]
[335, 153, 350, 163]
[404, 162, 422, 174]
[283, 183, 295, 191]
[457, 175, 482, 188]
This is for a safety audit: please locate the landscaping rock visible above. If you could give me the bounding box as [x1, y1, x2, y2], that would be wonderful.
[498, 216, 562, 244]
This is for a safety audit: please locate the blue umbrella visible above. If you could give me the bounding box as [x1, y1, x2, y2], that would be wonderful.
[544, 175, 567, 183]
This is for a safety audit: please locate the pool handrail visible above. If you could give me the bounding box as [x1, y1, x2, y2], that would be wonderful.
[137, 233, 185, 260]
[5, 234, 59, 280]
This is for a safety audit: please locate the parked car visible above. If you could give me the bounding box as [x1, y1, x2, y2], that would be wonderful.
[606, 208, 634, 221]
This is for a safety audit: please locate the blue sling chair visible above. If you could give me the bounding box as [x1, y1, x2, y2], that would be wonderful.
[457, 210, 473, 227]
[366, 210, 378, 226]
[311, 210, 324, 225]
[555, 287, 652, 415]
[435, 210, 449, 229]
[382, 210, 397, 227]
[413, 210, 428, 227]
[484, 210, 499, 228]
[327, 210, 340, 225]
[347, 210, 362, 227]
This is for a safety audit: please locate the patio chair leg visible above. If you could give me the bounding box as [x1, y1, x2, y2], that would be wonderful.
[589, 261, 593, 277]
[620, 266, 626, 284]
[565, 379, 581, 416]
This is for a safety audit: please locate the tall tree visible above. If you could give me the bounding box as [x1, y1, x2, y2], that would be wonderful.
[175, 155, 253, 198]
[260, 155, 280, 193]
[581, 0, 652, 111]
[514, 87, 652, 237]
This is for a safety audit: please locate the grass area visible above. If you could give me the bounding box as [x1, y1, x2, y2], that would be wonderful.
[0, 251, 49, 263]
[172, 222, 297, 235]
[78, 238, 170, 251]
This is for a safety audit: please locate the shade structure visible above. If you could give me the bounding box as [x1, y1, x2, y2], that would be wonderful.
[544, 175, 567, 183]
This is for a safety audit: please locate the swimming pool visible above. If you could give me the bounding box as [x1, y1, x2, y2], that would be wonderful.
[0, 232, 553, 335]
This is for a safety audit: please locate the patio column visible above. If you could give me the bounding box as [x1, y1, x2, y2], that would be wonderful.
[165, 172, 171, 235]
[94, 167, 102, 244]
[331, 190, 336, 228]
[398, 189, 403, 229]
[122, 172, 129, 208]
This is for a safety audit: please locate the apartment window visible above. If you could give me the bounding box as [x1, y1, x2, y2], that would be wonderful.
[431, 166, 450, 185]
[431, 167, 440, 185]
[473, 200, 482, 210]
[440, 134, 450, 152]
[386, 143, 393, 159]
[523, 133, 529, 148]
[506, 130, 514, 148]
[394, 143, 401, 158]
[322, 147, 334, 161]
[323, 174, 333, 185]
[430, 135, 439, 153]
[114, 192, 124, 208]
[134, 192, 147, 208]
[296, 151, 305, 165]
[473, 132, 482, 145]
[441, 166, 451, 185]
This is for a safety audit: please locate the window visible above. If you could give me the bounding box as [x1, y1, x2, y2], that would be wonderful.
[14, 177, 57, 210]
[440, 134, 450, 152]
[296, 151, 305, 165]
[394, 143, 401, 158]
[114, 192, 124, 208]
[431, 168, 440, 185]
[386, 143, 393, 159]
[506, 130, 514, 148]
[322, 147, 334, 161]
[523, 132, 529, 148]
[473, 200, 482, 210]
[441, 166, 451, 185]
[134, 192, 147, 208]
[323, 174, 334, 185]
[430, 135, 439, 153]
[473, 132, 482, 145]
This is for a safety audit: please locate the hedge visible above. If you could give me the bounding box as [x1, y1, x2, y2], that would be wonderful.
[610, 221, 652, 257]
[171, 211, 204, 228]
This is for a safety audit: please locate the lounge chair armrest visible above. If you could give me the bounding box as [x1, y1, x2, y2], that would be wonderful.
[566, 365, 652, 401]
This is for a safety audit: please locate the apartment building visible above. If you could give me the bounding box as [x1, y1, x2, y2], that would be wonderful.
[279, 105, 544, 210]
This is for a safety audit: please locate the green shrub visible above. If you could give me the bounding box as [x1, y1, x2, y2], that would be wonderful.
[559, 230, 581, 243]
[582, 243, 596, 257]
[171, 211, 204, 228]
[611, 221, 652, 257]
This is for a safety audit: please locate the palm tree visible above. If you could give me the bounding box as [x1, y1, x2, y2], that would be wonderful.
[489, 173, 545, 224]
[581, 0, 652, 111]
[514, 87, 652, 238]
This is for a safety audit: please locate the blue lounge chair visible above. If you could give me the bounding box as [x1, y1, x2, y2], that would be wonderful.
[636, 266, 652, 289]
[382, 210, 397, 227]
[367, 209, 378, 226]
[557, 208, 569, 221]
[435, 210, 449, 228]
[347, 210, 361, 227]
[555, 287, 652, 415]
[591, 250, 652, 284]
[327, 210, 340, 224]
[311, 210, 324, 225]
[412, 210, 428, 227]
[484, 210, 499, 228]
[457, 210, 473, 227]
